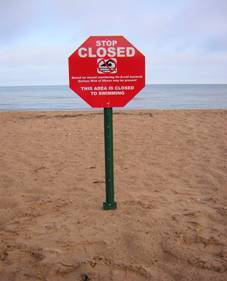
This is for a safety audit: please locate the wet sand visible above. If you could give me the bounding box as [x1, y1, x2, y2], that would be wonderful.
[0, 110, 227, 281]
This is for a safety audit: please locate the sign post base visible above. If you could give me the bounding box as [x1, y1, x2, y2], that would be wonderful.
[103, 201, 117, 210]
[103, 108, 117, 210]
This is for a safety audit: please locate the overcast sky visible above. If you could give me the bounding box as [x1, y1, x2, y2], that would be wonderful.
[0, 0, 226, 85]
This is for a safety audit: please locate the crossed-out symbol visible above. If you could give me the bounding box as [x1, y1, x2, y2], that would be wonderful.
[98, 59, 117, 73]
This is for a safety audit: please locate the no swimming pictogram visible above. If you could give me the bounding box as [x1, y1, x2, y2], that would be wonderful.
[97, 58, 117, 74]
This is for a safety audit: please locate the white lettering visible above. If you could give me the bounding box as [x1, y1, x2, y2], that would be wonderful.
[78, 47, 87, 57]
[96, 40, 118, 47]
[88, 48, 96, 58]
[127, 47, 135, 57]
[78, 46, 136, 58]
[117, 47, 125, 57]
[81, 86, 93, 90]
[108, 47, 116, 57]
[96, 47, 106, 57]
[106, 40, 112, 46]
[115, 85, 134, 90]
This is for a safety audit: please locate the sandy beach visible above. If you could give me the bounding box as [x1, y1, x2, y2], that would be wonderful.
[0, 110, 227, 281]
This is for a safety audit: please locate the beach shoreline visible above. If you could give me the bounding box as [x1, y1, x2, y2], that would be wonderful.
[0, 109, 227, 280]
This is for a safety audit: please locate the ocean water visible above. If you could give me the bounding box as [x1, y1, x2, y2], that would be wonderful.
[0, 84, 227, 111]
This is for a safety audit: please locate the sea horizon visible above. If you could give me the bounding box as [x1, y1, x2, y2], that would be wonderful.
[0, 84, 227, 112]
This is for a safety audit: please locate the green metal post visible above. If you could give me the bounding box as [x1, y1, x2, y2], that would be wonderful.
[103, 108, 117, 210]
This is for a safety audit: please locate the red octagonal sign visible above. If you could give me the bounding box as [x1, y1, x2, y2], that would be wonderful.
[68, 36, 145, 108]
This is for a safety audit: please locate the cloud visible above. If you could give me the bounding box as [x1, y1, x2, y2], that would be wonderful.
[0, 1, 43, 44]
[0, 0, 226, 85]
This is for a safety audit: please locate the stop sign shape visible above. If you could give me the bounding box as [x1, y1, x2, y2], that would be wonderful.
[68, 36, 145, 108]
